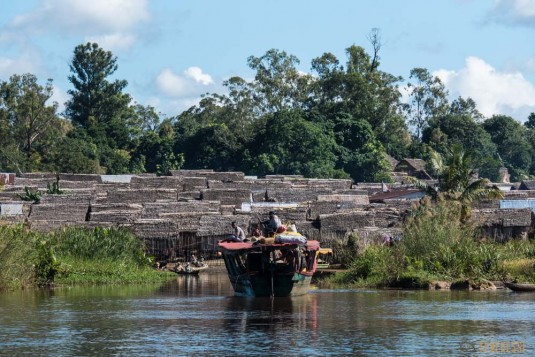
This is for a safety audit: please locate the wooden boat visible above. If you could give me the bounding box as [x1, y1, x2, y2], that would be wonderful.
[504, 282, 535, 292]
[173, 262, 209, 275]
[218, 235, 320, 297]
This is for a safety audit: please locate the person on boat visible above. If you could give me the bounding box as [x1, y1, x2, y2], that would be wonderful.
[265, 211, 282, 235]
[249, 223, 263, 242]
[251, 223, 263, 238]
[227, 221, 246, 242]
[287, 222, 297, 232]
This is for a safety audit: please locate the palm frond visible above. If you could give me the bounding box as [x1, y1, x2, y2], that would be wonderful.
[428, 148, 446, 176]
[460, 179, 504, 203]
[406, 176, 438, 199]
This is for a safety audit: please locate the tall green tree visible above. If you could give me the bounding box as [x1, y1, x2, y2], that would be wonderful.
[51, 129, 101, 173]
[449, 96, 484, 122]
[405, 68, 449, 140]
[175, 82, 256, 145]
[246, 110, 344, 178]
[524, 112, 535, 129]
[423, 98, 501, 181]
[310, 44, 411, 159]
[65, 42, 134, 149]
[247, 49, 313, 113]
[0, 74, 61, 171]
[332, 113, 391, 182]
[133, 118, 183, 175]
[482, 115, 531, 181]
[178, 123, 240, 171]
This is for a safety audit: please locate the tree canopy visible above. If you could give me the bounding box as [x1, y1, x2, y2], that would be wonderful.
[1, 38, 535, 182]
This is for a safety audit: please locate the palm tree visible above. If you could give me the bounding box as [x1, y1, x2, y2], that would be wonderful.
[410, 144, 503, 220]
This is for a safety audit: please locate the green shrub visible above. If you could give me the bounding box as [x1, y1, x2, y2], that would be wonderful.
[18, 186, 41, 203]
[401, 199, 482, 279]
[34, 239, 62, 285]
[348, 245, 392, 280]
[328, 244, 402, 287]
[46, 178, 63, 195]
[331, 233, 360, 267]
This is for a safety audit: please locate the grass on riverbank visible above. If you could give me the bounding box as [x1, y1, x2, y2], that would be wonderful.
[0, 225, 175, 291]
[55, 258, 174, 285]
[321, 199, 535, 289]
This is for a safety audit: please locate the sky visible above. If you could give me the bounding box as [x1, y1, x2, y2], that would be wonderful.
[1, 0, 535, 122]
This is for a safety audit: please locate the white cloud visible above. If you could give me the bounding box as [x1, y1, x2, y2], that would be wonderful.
[156, 67, 214, 97]
[0, 52, 39, 78]
[4, 0, 149, 52]
[184, 67, 214, 85]
[434, 56, 535, 120]
[85, 33, 137, 52]
[156, 69, 190, 97]
[11, 0, 149, 33]
[151, 67, 226, 116]
[488, 0, 535, 26]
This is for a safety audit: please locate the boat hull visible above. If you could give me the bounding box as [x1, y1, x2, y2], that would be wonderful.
[219, 240, 320, 297]
[505, 282, 535, 292]
[229, 272, 313, 297]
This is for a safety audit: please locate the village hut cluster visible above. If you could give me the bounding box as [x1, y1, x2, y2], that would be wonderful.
[0, 159, 534, 261]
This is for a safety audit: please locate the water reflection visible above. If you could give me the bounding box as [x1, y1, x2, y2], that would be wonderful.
[1, 274, 534, 356]
[158, 273, 233, 297]
[223, 294, 319, 332]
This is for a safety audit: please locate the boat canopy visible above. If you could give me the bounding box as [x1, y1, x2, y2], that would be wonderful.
[318, 248, 333, 255]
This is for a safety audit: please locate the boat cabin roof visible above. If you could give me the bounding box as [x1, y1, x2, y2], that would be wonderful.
[218, 240, 320, 251]
[318, 248, 333, 255]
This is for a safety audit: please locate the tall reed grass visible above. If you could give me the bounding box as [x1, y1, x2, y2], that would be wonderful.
[51, 226, 148, 265]
[0, 225, 174, 291]
[0, 225, 39, 290]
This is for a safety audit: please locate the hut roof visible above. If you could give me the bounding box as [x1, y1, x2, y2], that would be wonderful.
[385, 154, 399, 170]
[396, 159, 427, 172]
[519, 180, 535, 190]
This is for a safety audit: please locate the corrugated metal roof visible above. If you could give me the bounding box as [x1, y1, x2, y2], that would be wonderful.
[369, 189, 424, 202]
[500, 200, 535, 212]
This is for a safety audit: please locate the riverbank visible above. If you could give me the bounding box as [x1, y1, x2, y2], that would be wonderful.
[0, 225, 175, 291]
[317, 200, 535, 290]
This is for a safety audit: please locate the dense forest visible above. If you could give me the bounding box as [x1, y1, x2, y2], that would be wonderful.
[1, 39, 535, 183]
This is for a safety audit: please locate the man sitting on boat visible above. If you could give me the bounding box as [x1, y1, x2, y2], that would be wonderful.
[265, 211, 283, 235]
[226, 221, 246, 242]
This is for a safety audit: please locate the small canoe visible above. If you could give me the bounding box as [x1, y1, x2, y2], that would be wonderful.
[173, 263, 208, 275]
[504, 282, 535, 292]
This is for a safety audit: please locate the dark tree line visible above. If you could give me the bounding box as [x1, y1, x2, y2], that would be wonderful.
[1, 40, 534, 182]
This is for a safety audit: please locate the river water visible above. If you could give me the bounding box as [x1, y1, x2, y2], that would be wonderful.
[0, 272, 533, 356]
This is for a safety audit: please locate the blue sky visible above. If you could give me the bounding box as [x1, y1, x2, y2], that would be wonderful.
[1, 0, 535, 122]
